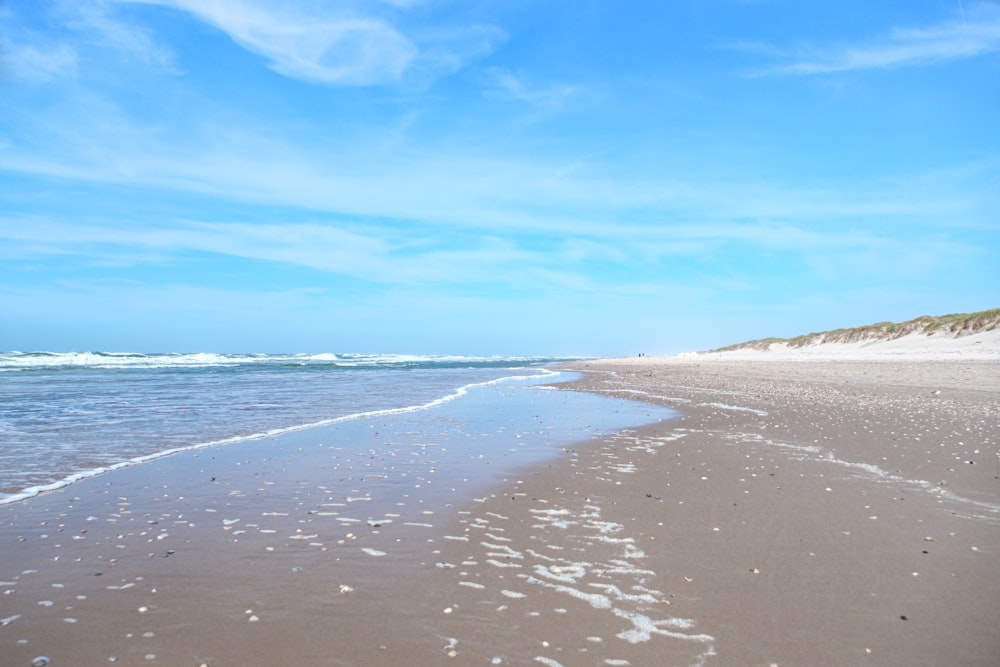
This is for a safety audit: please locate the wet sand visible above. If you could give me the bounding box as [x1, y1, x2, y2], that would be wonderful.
[2, 360, 998, 666]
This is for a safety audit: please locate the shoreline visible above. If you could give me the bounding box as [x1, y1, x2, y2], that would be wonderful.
[1, 358, 997, 665]
[0, 368, 564, 507]
[0, 376, 669, 666]
[550, 358, 1000, 664]
[419, 358, 1000, 665]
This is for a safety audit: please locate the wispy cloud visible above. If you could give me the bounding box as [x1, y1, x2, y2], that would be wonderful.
[0, 0, 176, 83]
[60, 0, 176, 70]
[118, 0, 504, 85]
[484, 67, 580, 111]
[0, 217, 542, 286]
[1, 178, 987, 292]
[0, 38, 78, 82]
[0, 4, 75, 82]
[741, 3, 1000, 74]
[1, 105, 994, 244]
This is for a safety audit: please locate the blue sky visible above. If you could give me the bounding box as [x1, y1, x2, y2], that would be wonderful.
[2, 0, 998, 355]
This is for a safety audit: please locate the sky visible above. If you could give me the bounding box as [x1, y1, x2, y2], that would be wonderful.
[1, 0, 998, 356]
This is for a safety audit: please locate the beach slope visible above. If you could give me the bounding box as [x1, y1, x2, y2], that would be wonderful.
[1, 358, 997, 666]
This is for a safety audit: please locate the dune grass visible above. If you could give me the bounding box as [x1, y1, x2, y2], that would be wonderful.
[712, 308, 1000, 352]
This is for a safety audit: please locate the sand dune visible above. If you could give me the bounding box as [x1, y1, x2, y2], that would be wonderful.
[689, 327, 1000, 360]
[683, 310, 1000, 361]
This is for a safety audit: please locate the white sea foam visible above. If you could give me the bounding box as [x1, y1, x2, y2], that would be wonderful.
[521, 574, 612, 609]
[482, 543, 523, 559]
[726, 433, 1000, 520]
[612, 608, 713, 645]
[534, 657, 564, 667]
[533, 564, 587, 584]
[0, 351, 577, 371]
[590, 583, 658, 606]
[699, 402, 768, 416]
[485, 533, 512, 542]
[512, 490, 717, 665]
[599, 389, 768, 418]
[529, 508, 576, 530]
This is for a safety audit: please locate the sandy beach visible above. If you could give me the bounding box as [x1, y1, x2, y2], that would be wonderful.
[2, 357, 998, 666]
[545, 358, 1000, 666]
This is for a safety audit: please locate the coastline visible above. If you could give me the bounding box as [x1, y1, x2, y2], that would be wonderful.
[0, 358, 570, 507]
[409, 357, 999, 665]
[405, 357, 1000, 665]
[547, 358, 1000, 665]
[1, 358, 997, 665]
[0, 375, 669, 666]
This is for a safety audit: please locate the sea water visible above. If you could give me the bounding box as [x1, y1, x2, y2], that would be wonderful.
[0, 352, 672, 505]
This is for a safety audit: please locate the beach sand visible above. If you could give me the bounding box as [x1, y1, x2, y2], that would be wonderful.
[2, 359, 998, 666]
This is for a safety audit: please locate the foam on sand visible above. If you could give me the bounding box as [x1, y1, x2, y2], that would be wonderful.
[548, 356, 999, 666]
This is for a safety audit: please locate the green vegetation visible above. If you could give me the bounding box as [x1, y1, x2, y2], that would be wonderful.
[711, 308, 1000, 352]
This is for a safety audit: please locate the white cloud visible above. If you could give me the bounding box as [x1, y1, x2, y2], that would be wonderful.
[118, 0, 503, 85]
[0, 0, 178, 83]
[58, 0, 176, 70]
[0, 3, 76, 82]
[0, 39, 78, 82]
[412, 23, 506, 84]
[755, 3, 1000, 74]
[1, 176, 985, 292]
[484, 67, 580, 110]
[1, 115, 993, 246]
[0, 217, 546, 287]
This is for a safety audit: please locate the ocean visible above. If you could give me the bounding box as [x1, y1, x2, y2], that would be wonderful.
[0, 352, 674, 505]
